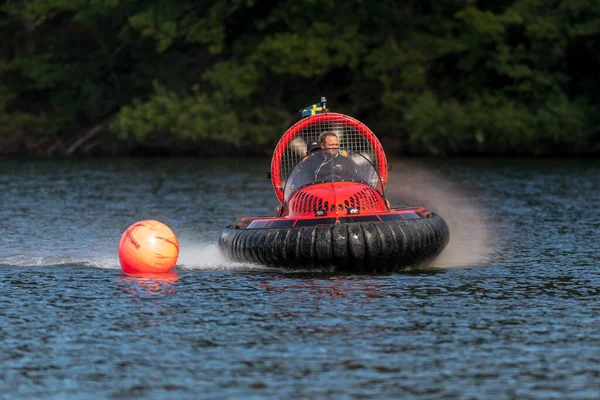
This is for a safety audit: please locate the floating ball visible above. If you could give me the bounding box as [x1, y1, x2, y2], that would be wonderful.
[119, 220, 179, 275]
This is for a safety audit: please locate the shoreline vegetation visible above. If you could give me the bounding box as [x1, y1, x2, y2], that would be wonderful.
[1, 129, 600, 158]
[1, 1, 599, 157]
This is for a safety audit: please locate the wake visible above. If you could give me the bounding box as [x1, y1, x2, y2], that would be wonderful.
[385, 159, 492, 268]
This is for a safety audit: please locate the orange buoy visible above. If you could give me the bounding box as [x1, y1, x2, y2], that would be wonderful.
[118, 220, 179, 275]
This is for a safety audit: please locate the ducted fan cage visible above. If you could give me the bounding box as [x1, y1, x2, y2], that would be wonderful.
[271, 113, 388, 204]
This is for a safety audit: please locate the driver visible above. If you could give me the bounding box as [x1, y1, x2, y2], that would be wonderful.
[301, 131, 359, 182]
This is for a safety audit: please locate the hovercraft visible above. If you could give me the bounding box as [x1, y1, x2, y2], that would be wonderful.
[218, 98, 449, 272]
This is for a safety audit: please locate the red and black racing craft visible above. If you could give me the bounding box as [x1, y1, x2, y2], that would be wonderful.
[218, 100, 449, 272]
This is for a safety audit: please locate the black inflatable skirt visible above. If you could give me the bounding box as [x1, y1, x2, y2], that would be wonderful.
[218, 214, 449, 272]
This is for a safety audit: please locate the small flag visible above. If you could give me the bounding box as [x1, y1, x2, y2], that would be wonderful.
[299, 102, 323, 118]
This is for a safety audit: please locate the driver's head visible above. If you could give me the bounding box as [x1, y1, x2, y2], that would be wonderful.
[319, 131, 339, 157]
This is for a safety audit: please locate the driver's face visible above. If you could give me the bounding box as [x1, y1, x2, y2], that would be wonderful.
[322, 136, 338, 157]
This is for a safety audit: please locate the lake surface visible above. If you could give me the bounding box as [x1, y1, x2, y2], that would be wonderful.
[0, 156, 598, 399]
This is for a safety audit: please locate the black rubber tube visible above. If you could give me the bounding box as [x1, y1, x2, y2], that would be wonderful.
[218, 215, 450, 272]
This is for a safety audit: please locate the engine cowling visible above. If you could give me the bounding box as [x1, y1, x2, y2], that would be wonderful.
[283, 182, 387, 218]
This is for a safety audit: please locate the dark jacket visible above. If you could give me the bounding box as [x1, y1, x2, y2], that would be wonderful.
[295, 150, 359, 183]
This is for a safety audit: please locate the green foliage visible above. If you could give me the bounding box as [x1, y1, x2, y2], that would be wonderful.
[114, 82, 241, 144]
[404, 91, 588, 154]
[0, 84, 48, 137]
[0, 0, 598, 154]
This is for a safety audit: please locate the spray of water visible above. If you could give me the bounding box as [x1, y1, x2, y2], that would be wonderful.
[177, 240, 225, 269]
[385, 158, 492, 268]
[176, 239, 269, 271]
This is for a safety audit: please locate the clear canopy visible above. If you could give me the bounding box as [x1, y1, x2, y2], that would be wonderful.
[283, 148, 384, 201]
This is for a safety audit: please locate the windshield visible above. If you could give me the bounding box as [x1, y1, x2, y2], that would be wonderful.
[283, 148, 384, 201]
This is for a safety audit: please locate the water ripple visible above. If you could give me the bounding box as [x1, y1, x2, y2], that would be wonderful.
[0, 157, 599, 399]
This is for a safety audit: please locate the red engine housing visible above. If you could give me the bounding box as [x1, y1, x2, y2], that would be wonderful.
[282, 182, 388, 218]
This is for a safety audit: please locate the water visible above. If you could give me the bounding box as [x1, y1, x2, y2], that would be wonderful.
[1, 156, 598, 399]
